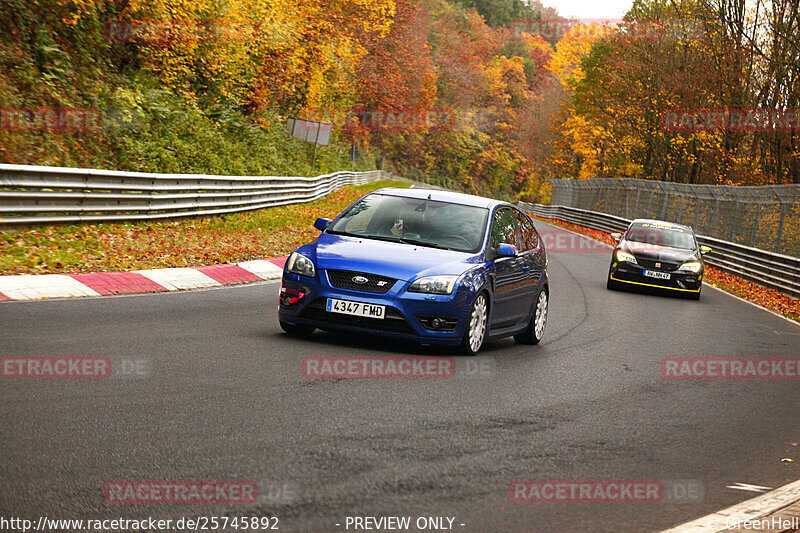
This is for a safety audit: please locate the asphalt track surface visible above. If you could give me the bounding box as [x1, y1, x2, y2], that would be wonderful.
[1, 220, 799, 533]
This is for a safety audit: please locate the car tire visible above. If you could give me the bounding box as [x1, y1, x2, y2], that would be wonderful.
[280, 320, 315, 337]
[514, 287, 548, 345]
[461, 292, 489, 355]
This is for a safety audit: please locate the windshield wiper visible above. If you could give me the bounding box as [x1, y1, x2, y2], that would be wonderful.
[328, 230, 457, 251]
[395, 237, 449, 250]
[326, 229, 364, 238]
[380, 235, 456, 250]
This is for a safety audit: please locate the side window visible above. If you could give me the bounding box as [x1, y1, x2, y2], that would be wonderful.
[338, 196, 378, 233]
[514, 210, 539, 251]
[529, 217, 540, 249]
[490, 208, 516, 250]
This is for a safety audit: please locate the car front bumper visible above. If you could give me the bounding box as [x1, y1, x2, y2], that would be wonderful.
[277, 271, 473, 346]
[609, 261, 702, 293]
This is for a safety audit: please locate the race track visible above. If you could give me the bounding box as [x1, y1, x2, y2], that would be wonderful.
[1, 221, 798, 532]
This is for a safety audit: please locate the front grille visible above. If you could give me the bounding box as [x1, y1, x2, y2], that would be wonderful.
[299, 299, 414, 334]
[326, 270, 397, 293]
[613, 270, 700, 290]
[637, 259, 679, 271]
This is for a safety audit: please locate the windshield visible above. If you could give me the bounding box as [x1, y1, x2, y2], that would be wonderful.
[327, 193, 489, 253]
[625, 223, 697, 251]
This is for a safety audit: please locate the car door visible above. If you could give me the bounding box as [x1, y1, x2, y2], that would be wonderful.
[488, 207, 528, 329]
[513, 209, 543, 315]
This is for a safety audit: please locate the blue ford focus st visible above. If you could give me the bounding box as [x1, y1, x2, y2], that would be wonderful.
[278, 188, 549, 354]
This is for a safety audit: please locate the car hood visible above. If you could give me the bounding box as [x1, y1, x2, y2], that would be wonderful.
[311, 234, 482, 281]
[620, 241, 699, 263]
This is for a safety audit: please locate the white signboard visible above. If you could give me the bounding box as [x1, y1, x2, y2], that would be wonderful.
[287, 118, 332, 146]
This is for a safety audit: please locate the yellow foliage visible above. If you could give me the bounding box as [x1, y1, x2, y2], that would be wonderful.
[561, 110, 615, 179]
[547, 23, 614, 91]
[122, 0, 395, 112]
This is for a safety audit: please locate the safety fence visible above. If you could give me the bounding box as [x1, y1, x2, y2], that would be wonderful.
[550, 178, 800, 257]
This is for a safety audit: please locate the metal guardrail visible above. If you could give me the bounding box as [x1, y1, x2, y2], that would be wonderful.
[0, 164, 387, 225]
[2, 163, 797, 298]
[518, 202, 800, 299]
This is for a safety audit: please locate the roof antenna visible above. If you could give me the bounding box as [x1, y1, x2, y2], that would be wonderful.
[427, 193, 432, 200]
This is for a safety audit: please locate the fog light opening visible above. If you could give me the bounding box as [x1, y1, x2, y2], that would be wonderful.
[280, 286, 306, 306]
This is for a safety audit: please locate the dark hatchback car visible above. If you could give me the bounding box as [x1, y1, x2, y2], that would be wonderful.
[278, 188, 549, 354]
[607, 219, 711, 300]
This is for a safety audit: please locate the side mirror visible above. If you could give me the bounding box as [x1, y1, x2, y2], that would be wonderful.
[314, 218, 332, 231]
[700, 245, 712, 256]
[610, 232, 623, 242]
[497, 243, 518, 258]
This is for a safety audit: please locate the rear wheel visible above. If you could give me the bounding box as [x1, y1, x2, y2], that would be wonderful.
[280, 320, 315, 337]
[514, 287, 548, 345]
[461, 293, 488, 355]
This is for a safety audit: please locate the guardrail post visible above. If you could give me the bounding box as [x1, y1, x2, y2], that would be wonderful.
[729, 202, 738, 242]
[710, 199, 720, 237]
[749, 203, 760, 247]
[79, 171, 88, 220]
[775, 204, 786, 253]
[149, 177, 155, 214]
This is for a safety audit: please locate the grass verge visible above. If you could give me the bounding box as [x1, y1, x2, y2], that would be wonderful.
[532, 215, 800, 323]
[0, 180, 410, 275]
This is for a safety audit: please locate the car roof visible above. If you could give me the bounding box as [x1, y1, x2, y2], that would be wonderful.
[369, 187, 509, 209]
[629, 218, 694, 232]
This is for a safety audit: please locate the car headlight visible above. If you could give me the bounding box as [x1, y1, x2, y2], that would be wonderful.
[679, 261, 702, 273]
[616, 250, 638, 264]
[408, 275, 458, 295]
[286, 252, 316, 277]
